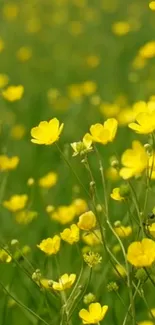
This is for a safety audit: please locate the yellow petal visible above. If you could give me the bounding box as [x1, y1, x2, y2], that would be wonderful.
[79, 309, 92, 324]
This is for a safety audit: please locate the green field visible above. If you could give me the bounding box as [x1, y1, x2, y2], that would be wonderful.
[1, 0, 155, 324]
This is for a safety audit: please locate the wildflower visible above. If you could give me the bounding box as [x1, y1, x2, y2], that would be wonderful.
[10, 124, 26, 140]
[110, 188, 124, 201]
[82, 230, 102, 246]
[3, 194, 28, 212]
[114, 225, 132, 238]
[79, 302, 108, 324]
[0, 38, 4, 52]
[0, 74, 9, 88]
[31, 118, 64, 145]
[106, 167, 120, 181]
[0, 155, 19, 171]
[46, 205, 55, 213]
[77, 211, 96, 231]
[27, 178, 35, 186]
[149, 1, 155, 10]
[114, 264, 127, 277]
[16, 46, 32, 62]
[139, 41, 155, 59]
[3, 3, 19, 21]
[51, 205, 76, 224]
[107, 282, 119, 292]
[72, 198, 88, 215]
[112, 21, 130, 36]
[138, 322, 154, 325]
[38, 172, 58, 188]
[37, 235, 61, 255]
[127, 238, 155, 267]
[85, 118, 118, 145]
[60, 224, 80, 244]
[135, 268, 148, 282]
[71, 134, 92, 156]
[2, 85, 24, 101]
[119, 141, 148, 179]
[86, 55, 100, 68]
[84, 293, 96, 305]
[148, 223, 155, 238]
[15, 210, 37, 225]
[0, 249, 12, 263]
[52, 273, 76, 291]
[81, 81, 97, 96]
[129, 112, 155, 134]
[83, 251, 102, 268]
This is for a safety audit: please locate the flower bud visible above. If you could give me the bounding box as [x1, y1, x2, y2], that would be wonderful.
[119, 184, 130, 198]
[107, 281, 119, 292]
[83, 293, 96, 304]
[11, 239, 19, 246]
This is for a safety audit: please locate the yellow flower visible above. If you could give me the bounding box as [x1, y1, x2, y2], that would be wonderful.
[31, 118, 64, 145]
[149, 1, 155, 10]
[10, 124, 26, 140]
[81, 81, 97, 96]
[0, 74, 9, 88]
[72, 198, 88, 215]
[60, 224, 80, 244]
[120, 141, 148, 179]
[2, 85, 24, 102]
[85, 118, 118, 145]
[114, 264, 127, 277]
[3, 194, 28, 212]
[148, 222, 155, 238]
[38, 172, 58, 188]
[0, 38, 5, 52]
[127, 238, 155, 267]
[79, 302, 108, 324]
[37, 235, 61, 255]
[51, 205, 76, 224]
[71, 134, 92, 156]
[139, 41, 155, 59]
[77, 211, 96, 231]
[0, 155, 19, 171]
[138, 320, 154, 325]
[0, 249, 12, 263]
[15, 210, 37, 225]
[16, 46, 32, 62]
[110, 188, 124, 201]
[112, 21, 130, 36]
[52, 273, 76, 291]
[106, 167, 120, 181]
[3, 3, 19, 21]
[114, 226, 132, 238]
[129, 112, 155, 134]
[82, 230, 102, 246]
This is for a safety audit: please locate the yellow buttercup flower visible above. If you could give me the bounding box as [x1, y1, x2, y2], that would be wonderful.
[120, 141, 148, 179]
[52, 273, 76, 291]
[79, 302, 108, 324]
[106, 167, 120, 181]
[0, 38, 5, 52]
[3, 3, 19, 21]
[72, 198, 88, 215]
[114, 264, 127, 277]
[127, 238, 155, 267]
[60, 224, 80, 244]
[110, 188, 124, 201]
[2, 85, 24, 102]
[0, 74, 9, 88]
[16, 46, 32, 62]
[149, 1, 155, 10]
[31, 118, 64, 145]
[114, 225, 132, 238]
[51, 205, 76, 224]
[3, 194, 28, 212]
[138, 321, 154, 325]
[77, 211, 96, 231]
[38, 172, 58, 188]
[37, 235, 61, 255]
[129, 111, 155, 134]
[0, 155, 19, 171]
[148, 222, 155, 238]
[15, 210, 37, 225]
[71, 134, 92, 156]
[85, 118, 118, 145]
[0, 249, 12, 263]
[139, 41, 155, 59]
[82, 230, 102, 246]
[10, 124, 26, 140]
[112, 21, 130, 36]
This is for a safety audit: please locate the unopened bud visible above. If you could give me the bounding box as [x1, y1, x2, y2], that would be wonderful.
[27, 178, 35, 186]
[11, 239, 19, 246]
